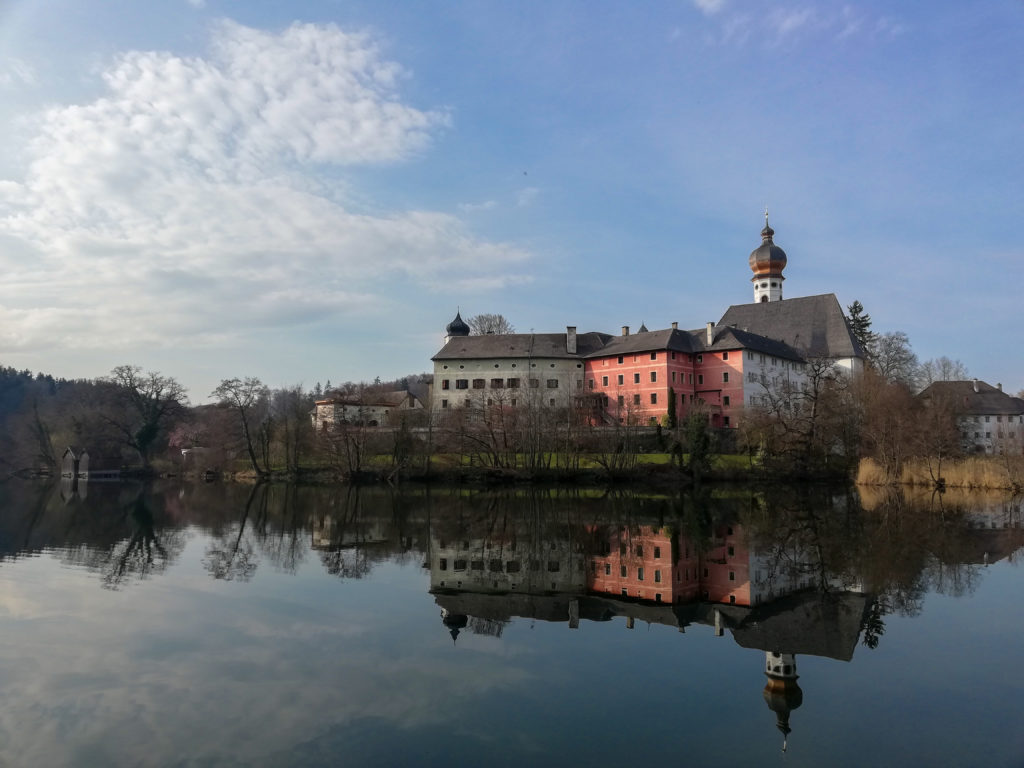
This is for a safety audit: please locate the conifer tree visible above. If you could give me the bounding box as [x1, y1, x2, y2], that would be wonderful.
[847, 300, 876, 359]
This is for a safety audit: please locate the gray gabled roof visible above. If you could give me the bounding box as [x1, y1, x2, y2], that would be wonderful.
[918, 380, 1024, 416]
[701, 326, 806, 362]
[717, 294, 865, 359]
[582, 328, 698, 358]
[433, 332, 612, 361]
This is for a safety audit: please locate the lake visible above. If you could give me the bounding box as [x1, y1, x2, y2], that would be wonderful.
[0, 479, 1021, 767]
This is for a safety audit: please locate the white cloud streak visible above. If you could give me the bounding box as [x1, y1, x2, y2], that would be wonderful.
[0, 20, 530, 356]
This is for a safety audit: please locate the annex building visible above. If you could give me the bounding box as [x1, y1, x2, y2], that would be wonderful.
[431, 218, 866, 429]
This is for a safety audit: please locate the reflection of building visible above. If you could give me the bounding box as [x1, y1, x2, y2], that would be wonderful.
[432, 220, 866, 427]
[763, 652, 802, 752]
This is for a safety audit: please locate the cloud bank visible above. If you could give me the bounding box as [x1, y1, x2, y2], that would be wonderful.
[0, 20, 529, 355]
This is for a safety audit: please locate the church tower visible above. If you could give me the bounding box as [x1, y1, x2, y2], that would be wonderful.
[749, 211, 788, 303]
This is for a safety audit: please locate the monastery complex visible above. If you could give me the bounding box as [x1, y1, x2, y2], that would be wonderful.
[431, 217, 866, 429]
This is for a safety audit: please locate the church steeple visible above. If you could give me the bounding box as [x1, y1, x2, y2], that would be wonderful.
[748, 211, 788, 303]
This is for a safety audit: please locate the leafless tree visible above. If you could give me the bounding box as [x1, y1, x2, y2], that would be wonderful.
[919, 356, 969, 388]
[102, 365, 188, 468]
[211, 377, 271, 476]
[873, 331, 920, 390]
[467, 313, 515, 335]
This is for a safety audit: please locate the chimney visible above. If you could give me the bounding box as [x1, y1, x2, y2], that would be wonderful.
[622, 325, 630, 336]
[566, 326, 577, 355]
[997, 382, 1002, 391]
[706, 321, 714, 346]
[671, 321, 678, 330]
[973, 379, 979, 393]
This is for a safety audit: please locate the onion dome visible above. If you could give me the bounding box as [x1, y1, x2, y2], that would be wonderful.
[748, 217, 788, 276]
[445, 310, 470, 337]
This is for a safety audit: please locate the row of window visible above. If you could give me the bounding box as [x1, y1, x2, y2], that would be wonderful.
[590, 371, 734, 388]
[971, 415, 1023, 424]
[440, 397, 560, 409]
[437, 558, 561, 573]
[441, 377, 561, 390]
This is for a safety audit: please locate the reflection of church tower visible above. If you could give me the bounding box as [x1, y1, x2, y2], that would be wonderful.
[749, 212, 788, 303]
[763, 651, 803, 752]
[441, 608, 468, 644]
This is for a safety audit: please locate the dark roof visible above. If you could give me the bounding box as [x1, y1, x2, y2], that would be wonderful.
[433, 331, 611, 361]
[583, 328, 698, 358]
[918, 380, 1024, 415]
[445, 311, 470, 337]
[319, 390, 419, 407]
[717, 294, 865, 359]
[702, 326, 806, 362]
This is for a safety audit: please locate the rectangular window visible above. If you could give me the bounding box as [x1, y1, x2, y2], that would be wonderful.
[490, 378, 503, 388]
[442, 380, 450, 390]
[654, 546, 661, 559]
[441, 399, 449, 408]
[617, 395, 625, 406]
[633, 373, 641, 384]
[633, 394, 641, 405]
[617, 356, 624, 364]
[637, 567, 644, 581]
[654, 570, 662, 583]
[602, 376, 609, 386]
[650, 371, 657, 383]
[455, 379, 468, 389]
[697, 374, 704, 386]
[588, 378, 595, 389]
[439, 558, 447, 571]
[636, 545, 643, 556]
[617, 374, 624, 385]
[723, 396, 730, 406]
[672, 352, 677, 360]
[723, 416, 730, 427]
[723, 372, 729, 383]
[672, 371, 677, 383]
[605, 563, 611, 575]
[546, 379, 559, 388]
[650, 393, 657, 404]
[470, 378, 483, 389]
[620, 565, 627, 577]
[688, 373, 693, 384]
[696, 354, 703, 363]
[723, 352, 729, 360]
[547, 561, 560, 572]
[728, 571, 735, 581]
[747, 351, 753, 360]
[454, 560, 466, 571]
[529, 378, 540, 388]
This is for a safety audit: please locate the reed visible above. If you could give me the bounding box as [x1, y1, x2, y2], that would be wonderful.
[856, 455, 1024, 490]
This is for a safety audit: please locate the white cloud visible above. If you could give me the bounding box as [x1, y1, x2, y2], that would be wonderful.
[516, 186, 539, 208]
[693, 0, 727, 16]
[0, 58, 37, 89]
[0, 20, 530, 357]
[701, 4, 903, 47]
[458, 199, 497, 212]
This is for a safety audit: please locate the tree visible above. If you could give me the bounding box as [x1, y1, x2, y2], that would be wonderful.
[103, 365, 188, 469]
[846, 300, 877, 360]
[211, 377, 271, 476]
[919, 356, 969, 388]
[873, 331, 920, 390]
[467, 313, 515, 335]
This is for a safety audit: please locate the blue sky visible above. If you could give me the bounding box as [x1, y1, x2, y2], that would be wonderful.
[0, 0, 1020, 400]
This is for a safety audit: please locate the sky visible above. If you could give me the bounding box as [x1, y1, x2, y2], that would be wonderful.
[0, 0, 1021, 402]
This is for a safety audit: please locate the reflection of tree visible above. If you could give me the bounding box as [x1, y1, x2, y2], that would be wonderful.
[100, 497, 184, 589]
[257, 485, 308, 574]
[58, 489, 186, 590]
[202, 483, 266, 581]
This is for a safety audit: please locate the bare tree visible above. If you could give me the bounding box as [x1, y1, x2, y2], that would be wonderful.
[103, 365, 188, 469]
[211, 377, 271, 476]
[918, 357, 969, 388]
[873, 331, 920, 390]
[467, 313, 515, 335]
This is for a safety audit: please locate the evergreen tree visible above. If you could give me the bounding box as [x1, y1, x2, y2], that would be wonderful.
[847, 300, 876, 359]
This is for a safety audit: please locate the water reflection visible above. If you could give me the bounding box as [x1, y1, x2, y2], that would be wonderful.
[0, 480, 1021, 763]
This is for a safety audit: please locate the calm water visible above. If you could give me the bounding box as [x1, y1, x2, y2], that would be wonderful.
[0, 480, 1021, 767]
